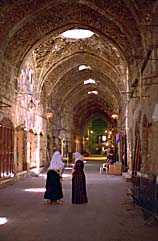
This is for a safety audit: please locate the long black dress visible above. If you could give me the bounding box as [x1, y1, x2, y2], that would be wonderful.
[44, 170, 63, 201]
[72, 160, 88, 204]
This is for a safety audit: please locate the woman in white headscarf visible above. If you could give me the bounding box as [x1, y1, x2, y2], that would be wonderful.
[72, 152, 88, 204]
[73, 152, 83, 162]
[44, 151, 64, 204]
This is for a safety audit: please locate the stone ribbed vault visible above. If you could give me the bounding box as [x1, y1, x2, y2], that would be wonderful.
[0, 0, 157, 142]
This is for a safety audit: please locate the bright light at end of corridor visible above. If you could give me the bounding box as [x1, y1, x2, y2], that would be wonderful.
[0, 217, 8, 225]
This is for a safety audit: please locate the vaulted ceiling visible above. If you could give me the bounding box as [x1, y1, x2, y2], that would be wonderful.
[0, 0, 156, 130]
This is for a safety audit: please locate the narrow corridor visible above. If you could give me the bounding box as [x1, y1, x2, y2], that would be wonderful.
[0, 162, 157, 241]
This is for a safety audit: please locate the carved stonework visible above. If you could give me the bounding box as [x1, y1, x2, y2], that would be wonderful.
[0, 0, 158, 175]
[2, 1, 146, 67]
[41, 53, 126, 95]
[33, 34, 124, 69]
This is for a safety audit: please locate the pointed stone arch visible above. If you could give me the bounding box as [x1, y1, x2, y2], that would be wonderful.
[0, 117, 14, 127]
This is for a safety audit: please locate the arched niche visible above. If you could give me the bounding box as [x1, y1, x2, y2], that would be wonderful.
[39, 131, 47, 167]
[0, 118, 14, 179]
[0, 117, 14, 127]
[15, 125, 27, 172]
[29, 129, 37, 168]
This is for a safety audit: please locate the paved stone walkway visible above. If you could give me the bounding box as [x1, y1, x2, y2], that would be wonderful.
[0, 161, 158, 241]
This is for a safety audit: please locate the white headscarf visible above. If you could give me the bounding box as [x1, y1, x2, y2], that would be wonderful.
[73, 152, 83, 162]
[49, 151, 64, 170]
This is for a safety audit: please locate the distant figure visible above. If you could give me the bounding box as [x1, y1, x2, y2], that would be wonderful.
[44, 151, 64, 205]
[72, 152, 88, 204]
[107, 147, 115, 164]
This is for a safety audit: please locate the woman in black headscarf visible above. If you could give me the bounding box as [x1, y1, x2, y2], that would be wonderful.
[72, 152, 88, 204]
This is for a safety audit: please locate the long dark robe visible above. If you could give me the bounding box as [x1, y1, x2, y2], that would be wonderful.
[72, 160, 88, 204]
[44, 170, 63, 201]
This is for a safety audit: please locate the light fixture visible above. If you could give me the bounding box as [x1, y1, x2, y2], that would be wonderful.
[46, 112, 53, 120]
[62, 29, 94, 39]
[111, 114, 118, 120]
